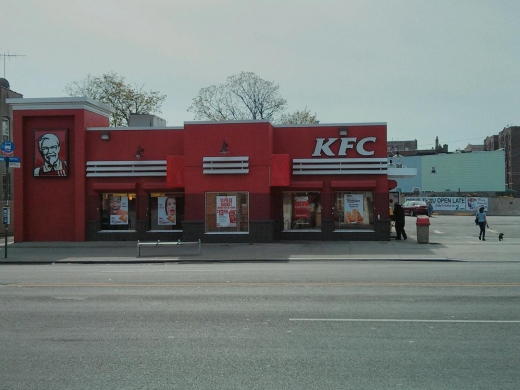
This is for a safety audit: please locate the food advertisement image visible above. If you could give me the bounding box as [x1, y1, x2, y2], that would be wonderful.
[344, 194, 364, 224]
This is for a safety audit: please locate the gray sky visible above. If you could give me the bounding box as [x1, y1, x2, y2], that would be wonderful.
[2, 0, 519, 151]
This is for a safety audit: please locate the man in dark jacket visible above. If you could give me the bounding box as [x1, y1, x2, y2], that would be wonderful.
[392, 203, 407, 240]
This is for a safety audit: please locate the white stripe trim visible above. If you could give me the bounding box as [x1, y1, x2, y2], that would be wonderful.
[87, 172, 166, 177]
[86, 160, 166, 166]
[203, 156, 249, 175]
[293, 163, 388, 169]
[293, 158, 388, 163]
[7, 97, 114, 117]
[289, 319, 520, 323]
[292, 157, 387, 176]
[87, 166, 166, 172]
[293, 170, 387, 175]
[86, 160, 167, 177]
[203, 163, 249, 168]
[203, 169, 249, 174]
[203, 156, 249, 162]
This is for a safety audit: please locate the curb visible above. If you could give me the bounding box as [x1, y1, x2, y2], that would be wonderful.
[0, 257, 467, 265]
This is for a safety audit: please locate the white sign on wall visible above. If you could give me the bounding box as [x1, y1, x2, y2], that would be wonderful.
[404, 196, 489, 211]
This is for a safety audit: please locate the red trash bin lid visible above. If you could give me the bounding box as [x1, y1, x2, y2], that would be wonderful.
[416, 215, 430, 226]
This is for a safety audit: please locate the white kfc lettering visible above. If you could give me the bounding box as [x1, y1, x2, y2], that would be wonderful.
[356, 137, 376, 156]
[312, 137, 376, 157]
[312, 138, 337, 156]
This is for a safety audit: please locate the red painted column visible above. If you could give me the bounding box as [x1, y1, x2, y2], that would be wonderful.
[9, 98, 112, 242]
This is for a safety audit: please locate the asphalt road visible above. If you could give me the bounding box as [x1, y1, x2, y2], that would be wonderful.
[424, 215, 519, 243]
[1, 262, 520, 389]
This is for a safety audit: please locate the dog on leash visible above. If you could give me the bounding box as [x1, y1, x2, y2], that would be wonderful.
[499, 233, 504, 241]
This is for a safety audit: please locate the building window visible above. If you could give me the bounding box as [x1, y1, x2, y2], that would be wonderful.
[206, 192, 249, 233]
[282, 192, 321, 230]
[431, 166, 436, 173]
[333, 191, 374, 230]
[149, 193, 184, 231]
[100, 193, 136, 231]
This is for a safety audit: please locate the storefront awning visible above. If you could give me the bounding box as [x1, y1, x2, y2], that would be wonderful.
[93, 183, 137, 192]
[331, 180, 377, 189]
[289, 181, 324, 189]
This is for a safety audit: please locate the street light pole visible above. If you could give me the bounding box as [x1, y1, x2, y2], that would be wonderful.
[2, 116, 10, 258]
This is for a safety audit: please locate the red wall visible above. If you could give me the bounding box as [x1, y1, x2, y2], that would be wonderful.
[86, 128, 184, 161]
[273, 124, 386, 157]
[14, 108, 110, 242]
[183, 122, 274, 220]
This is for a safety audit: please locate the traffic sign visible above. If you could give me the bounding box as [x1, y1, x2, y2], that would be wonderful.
[1, 141, 14, 156]
[0, 156, 21, 167]
[0, 156, 22, 168]
[3, 207, 10, 225]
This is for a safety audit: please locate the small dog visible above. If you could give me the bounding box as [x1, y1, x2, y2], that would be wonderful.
[498, 233, 504, 241]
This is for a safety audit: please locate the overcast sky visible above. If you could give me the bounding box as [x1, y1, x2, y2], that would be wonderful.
[2, 0, 519, 151]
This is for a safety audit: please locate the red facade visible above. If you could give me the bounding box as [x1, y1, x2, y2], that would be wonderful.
[9, 98, 393, 243]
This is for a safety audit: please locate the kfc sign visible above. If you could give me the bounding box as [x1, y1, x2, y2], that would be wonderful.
[312, 137, 376, 157]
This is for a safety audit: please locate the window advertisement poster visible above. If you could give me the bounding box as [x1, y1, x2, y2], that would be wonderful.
[216, 196, 237, 227]
[293, 196, 309, 219]
[109, 195, 129, 225]
[158, 196, 177, 225]
[344, 194, 364, 224]
[466, 197, 489, 211]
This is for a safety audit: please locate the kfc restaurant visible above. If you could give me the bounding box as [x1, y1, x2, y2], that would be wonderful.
[8, 97, 404, 243]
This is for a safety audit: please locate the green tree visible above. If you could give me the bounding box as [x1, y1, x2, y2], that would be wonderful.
[188, 71, 318, 124]
[64, 72, 166, 126]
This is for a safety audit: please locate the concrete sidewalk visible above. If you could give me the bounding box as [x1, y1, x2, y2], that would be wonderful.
[1, 233, 518, 263]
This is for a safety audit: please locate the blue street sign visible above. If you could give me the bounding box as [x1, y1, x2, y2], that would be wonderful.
[1, 141, 14, 155]
[3, 207, 10, 225]
[0, 156, 20, 162]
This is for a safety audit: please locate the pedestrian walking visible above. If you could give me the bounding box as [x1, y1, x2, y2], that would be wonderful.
[476, 206, 488, 241]
[427, 200, 434, 217]
[392, 203, 407, 240]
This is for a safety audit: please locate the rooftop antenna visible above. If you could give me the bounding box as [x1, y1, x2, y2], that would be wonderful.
[0, 52, 26, 78]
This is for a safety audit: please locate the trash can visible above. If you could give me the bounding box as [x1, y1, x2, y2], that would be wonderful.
[416, 215, 430, 243]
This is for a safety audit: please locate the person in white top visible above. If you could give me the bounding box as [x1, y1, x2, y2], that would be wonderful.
[476, 206, 488, 241]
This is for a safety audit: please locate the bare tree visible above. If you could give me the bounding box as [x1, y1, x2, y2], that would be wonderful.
[278, 107, 319, 125]
[188, 71, 292, 121]
[64, 72, 167, 126]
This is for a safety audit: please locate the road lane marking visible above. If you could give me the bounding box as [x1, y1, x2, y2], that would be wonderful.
[99, 269, 235, 273]
[2, 282, 520, 288]
[289, 319, 520, 323]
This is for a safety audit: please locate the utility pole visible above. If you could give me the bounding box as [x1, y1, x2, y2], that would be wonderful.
[0, 52, 26, 78]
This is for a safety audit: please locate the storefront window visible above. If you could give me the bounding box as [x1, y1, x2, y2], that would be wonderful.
[149, 193, 185, 231]
[100, 193, 136, 231]
[206, 192, 248, 233]
[334, 191, 374, 230]
[282, 192, 321, 230]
